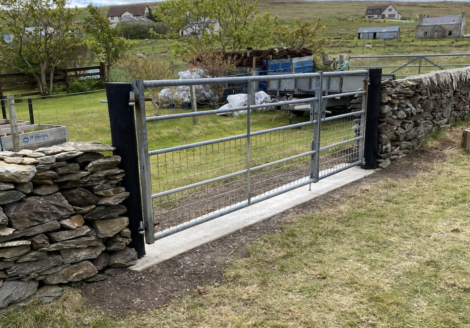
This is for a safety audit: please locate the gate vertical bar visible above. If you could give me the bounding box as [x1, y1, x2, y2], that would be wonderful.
[311, 72, 323, 183]
[133, 79, 155, 244]
[28, 98, 34, 125]
[1, 98, 6, 120]
[358, 71, 369, 165]
[106, 82, 146, 257]
[362, 68, 382, 170]
[246, 81, 252, 204]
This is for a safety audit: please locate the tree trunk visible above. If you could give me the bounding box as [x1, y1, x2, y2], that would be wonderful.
[40, 63, 48, 96]
[49, 68, 54, 95]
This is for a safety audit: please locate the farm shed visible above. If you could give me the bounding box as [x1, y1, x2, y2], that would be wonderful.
[416, 13, 466, 39]
[357, 26, 400, 40]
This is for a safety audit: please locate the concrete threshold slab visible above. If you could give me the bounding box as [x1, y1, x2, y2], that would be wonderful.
[130, 166, 375, 272]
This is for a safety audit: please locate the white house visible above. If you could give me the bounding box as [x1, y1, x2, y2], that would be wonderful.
[180, 20, 221, 38]
[365, 4, 402, 20]
[107, 4, 150, 23]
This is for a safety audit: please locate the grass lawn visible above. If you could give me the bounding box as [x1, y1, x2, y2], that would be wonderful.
[3, 123, 470, 327]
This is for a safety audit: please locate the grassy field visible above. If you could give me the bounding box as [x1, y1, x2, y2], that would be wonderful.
[3, 123, 470, 327]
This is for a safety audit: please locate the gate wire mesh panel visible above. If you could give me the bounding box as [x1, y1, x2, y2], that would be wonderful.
[319, 113, 362, 178]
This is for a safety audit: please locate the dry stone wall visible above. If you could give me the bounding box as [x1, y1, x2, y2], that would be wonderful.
[351, 67, 470, 168]
[0, 142, 137, 311]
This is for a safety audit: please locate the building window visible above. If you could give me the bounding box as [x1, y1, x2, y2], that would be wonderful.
[389, 14, 395, 18]
[111, 16, 114, 20]
[424, 31, 428, 36]
[448, 31, 452, 36]
[388, 8, 392, 11]
[368, 9, 372, 13]
[376, 9, 381, 13]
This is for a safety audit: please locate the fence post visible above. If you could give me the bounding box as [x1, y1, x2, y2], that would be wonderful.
[1, 97, 6, 120]
[99, 62, 106, 82]
[105, 82, 146, 258]
[190, 85, 198, 125]
[28, 98, 34, 124]
[6, 95, 20, 152]
[362, 68, 382, 170]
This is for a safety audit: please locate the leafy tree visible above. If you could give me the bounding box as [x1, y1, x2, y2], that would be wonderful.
[271, 17, 328, 55]
[154, 0, 272, 55]
[145, 6, 157, 22]
[85, 4, 134, 82]
[119, 21, 169, 40]
[0, 0, 82, 95]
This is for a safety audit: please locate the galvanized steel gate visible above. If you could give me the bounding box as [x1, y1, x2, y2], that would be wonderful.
[133, 71, 369, 244]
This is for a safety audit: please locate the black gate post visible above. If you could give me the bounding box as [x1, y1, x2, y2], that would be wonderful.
[1, 97, 6, 120]
[362, 68, 382, 170]
[106, 83, 146, 258]
[28, 98, 34, 124]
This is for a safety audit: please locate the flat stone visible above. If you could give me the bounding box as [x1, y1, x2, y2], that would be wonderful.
[120, 228, 131, 238]
[97, 192, 129, 206]
[108, 248, 137, 268]
[81, 168, 124, 183]
[7, 255, 62, 277]
[94, 187, 125, 197]
[85, 156, 121, 173]
[0, 280, 38, 308]
[36, 146, 63, 156]
[60, 245, 105, 264]
[16, 285, 63, 306]
[93, 217, 129, 238]
[9, 152, 24, 157]
[4, 157, 23, 164]
[0, 271, 7, 279]
[36, 156, 56, 165]
[0, 227, 14, 237]
[48, 226, 92, 243]
[62, 142, 115, 153]
[18, 149, 33, 154]
[0, 162, 36, 183]
[30, 234, 50, 250]
[41, 236, 104, 251]
[54, 171, 90, 183]
[0, 208, 7, 226]
[54, 163, 79, 175]
[57, 181, 81, 189]
[105, 235, 130, 251]
[0, 262, 14, 270]
[61, 188, 99, 206]
[75, 152, 105, 164]
[106, 179, 122, 184]
[55, 151, 83, 161]
[33, 184, 59, 196]
[92, 252, 111, 271]
[43, 272, 67, 285]
[92, 181, 118, 192]
[379, 158, 391, 169]
[73, 205, 96, 214]
[0, 240, 31, 247]
[59, 215, 84, 230]
[0, 182, 14, 191]
[0, 151, 13, 159]
[31, 179, 54, 185]
[84, 205, 127, 221]
[5, 193, 74, 230]
[0, 245, 30, 259]
[38, 264, 69, 275]
[0, 221, 60, 243]
[15, 182, 33, 194]
[24, 152, 45, 158]
[34, 170, 59, 181]
[22, 158, 38, 165]
[16, 251, 48, 263]
[35, 166, 50, 173]
[85, 274, 107, 282]
[0, 190, 25, 205]
[62, 261, 97, 282]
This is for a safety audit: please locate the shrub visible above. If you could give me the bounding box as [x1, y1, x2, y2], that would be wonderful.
[67, 77, 105, 93]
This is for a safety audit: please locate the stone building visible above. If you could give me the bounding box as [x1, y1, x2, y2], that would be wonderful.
[416, 13, 466, 39]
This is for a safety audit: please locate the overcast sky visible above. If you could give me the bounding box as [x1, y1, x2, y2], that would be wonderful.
[68, 0, 161, 7]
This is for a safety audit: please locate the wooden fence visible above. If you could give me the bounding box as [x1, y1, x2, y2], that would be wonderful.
[0, 62, 106, 98]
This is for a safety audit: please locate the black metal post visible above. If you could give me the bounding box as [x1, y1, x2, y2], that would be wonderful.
[28, 98, 34, 124]
[362, 68, 382, 170]
[106, 83, 146, 258]
[1, 97, 6, 120]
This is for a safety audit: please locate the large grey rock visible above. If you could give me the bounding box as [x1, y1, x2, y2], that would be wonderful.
[5, 193, 74, 230]
[36, 146, 63, 156]
[41, 236, 103, 251]
[54, 163, 79, 175]
[0, 208, 8, 226]
[0, 221, 60, 243]
[120, 228, 131, 238]
[7, 255, 62, 277]
[85, 156, 121, 173]
[4, 157, 23, 164]
[16, 285, 63, 306]
[15, 182, 33, 194]
[61, 188, 99, 206]
[62, 142, 115, 153]
[105, 235, 131, 251]
[0, 245, 30, 259]
[32, 184, 59, 196]
[34, 170, 59, 181]
[23, 152, 45, 158]
[39, 264, 69, 275]
[44, 261, 97, 284]
[97, 192, 129, 206]
[22, 158, 38, 165]
[108, 248, 137, 268]
[30, 234, 50, 250]
[0, 182, 14, 191]
[55, 151, 83, 161]
[75, 152, 104, 164]
[60, 245, 105, 264]
[36, 156, 56, 165]
[84, 205, 127, 220]
[0, 261, 14, 270]
[92, 252, 111, 271]
[95, 187, 125, 197]
[0, 280, 38, 308]
[54, 171, 90, 183]
[93, 217, 129, 238]
[59, 215, 84, 230]
[16, 251, 48, 263]
[48, 225, 92, 243]
[0, 190, 25, 205]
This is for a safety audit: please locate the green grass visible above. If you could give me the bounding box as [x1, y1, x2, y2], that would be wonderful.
[4, 124, 470, 327]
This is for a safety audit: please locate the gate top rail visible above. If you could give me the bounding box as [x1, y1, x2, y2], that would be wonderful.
[142, 70, 369, 88]
[349, 53, 470, 59]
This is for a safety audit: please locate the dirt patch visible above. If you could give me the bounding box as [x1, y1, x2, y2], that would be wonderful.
[80, 139, 452, 315]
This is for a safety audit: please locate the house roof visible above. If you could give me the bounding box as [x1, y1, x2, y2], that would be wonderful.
[365, 4, 401, 15]
[120, 16, 153, 23]
[107, 4, 148, 17]
[358, 26, 400, 33]
[418, 15, 464, 26]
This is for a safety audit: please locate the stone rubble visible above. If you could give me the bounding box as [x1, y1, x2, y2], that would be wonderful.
[0, 142, 137, 311]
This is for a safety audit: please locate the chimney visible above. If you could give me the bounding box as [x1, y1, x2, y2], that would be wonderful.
[462, 11, 466, 18]
[418, 14, 423, 21]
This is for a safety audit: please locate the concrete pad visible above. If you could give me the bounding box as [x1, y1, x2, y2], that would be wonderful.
[130, 166, 375, 272]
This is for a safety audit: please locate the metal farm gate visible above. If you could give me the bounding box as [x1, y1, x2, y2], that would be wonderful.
[126, 71, 369, 245]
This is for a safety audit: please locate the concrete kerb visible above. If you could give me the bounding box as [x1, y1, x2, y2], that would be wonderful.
[129, 166, 375, 272]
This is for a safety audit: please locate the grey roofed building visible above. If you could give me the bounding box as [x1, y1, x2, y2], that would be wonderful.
[357, 26, 400, 40]
[416, 13, 466, 39]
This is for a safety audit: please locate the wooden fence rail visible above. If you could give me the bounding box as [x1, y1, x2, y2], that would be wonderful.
[0, 62, 106, 98]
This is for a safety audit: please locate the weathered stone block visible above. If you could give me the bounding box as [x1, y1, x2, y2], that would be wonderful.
[0, 221, 60, 243]
[92, 252, 111, 271]
[0, 245, 30, 259]
[85, 156, 121, 173]
[15, 182, 33, 194]
[59, 215, 84, 230]
[60, 245, 105, 264]
[97, 192, 129, 206]
[93, 217, 129, 238]
[84, 205, 126, 220]
[108, 248, 137, 268]
[61, 188, 99, 206]
[30, 234, 50, 250]
[0, 280, 38, 308]
[105, 235, 131, 251]
[41, 236, 103, 251]
[6, 255, 62, 277]
[33, 184, 59, 196]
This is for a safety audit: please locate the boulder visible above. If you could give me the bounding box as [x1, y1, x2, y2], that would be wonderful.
[14, 182, 33, 194]
[33, 184, 59, 196]
[0, 280, 38, 308]
[97, 192, 129, 206]
[73, 205, 95, 214]
[4, 157, 23, 164]
[48, 225, 92, 243]
[6, 255, 62, 277]
[59, 215, 84, 230]
[34, 170, 59, 181]
[93, 217, 129, 238]
[0, 190, 25, 205]
[0, 182, 14, 191]
[92, 252, 111, 271]
[85, 156, 121, 173]
[16, 285, 63, 306]
[0, 261, 14, 270]
[108, 248, 137, 268]
[60, 261, 97, 282]
[61, 188, 99, 207]
[60, 245, 105, 264]
[84, 205, 127, 220]
[22, 158, 38, 165]
[36, 146, 63, 156]
[120, 228, 131, 238]
[5, 193, 74, 230]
